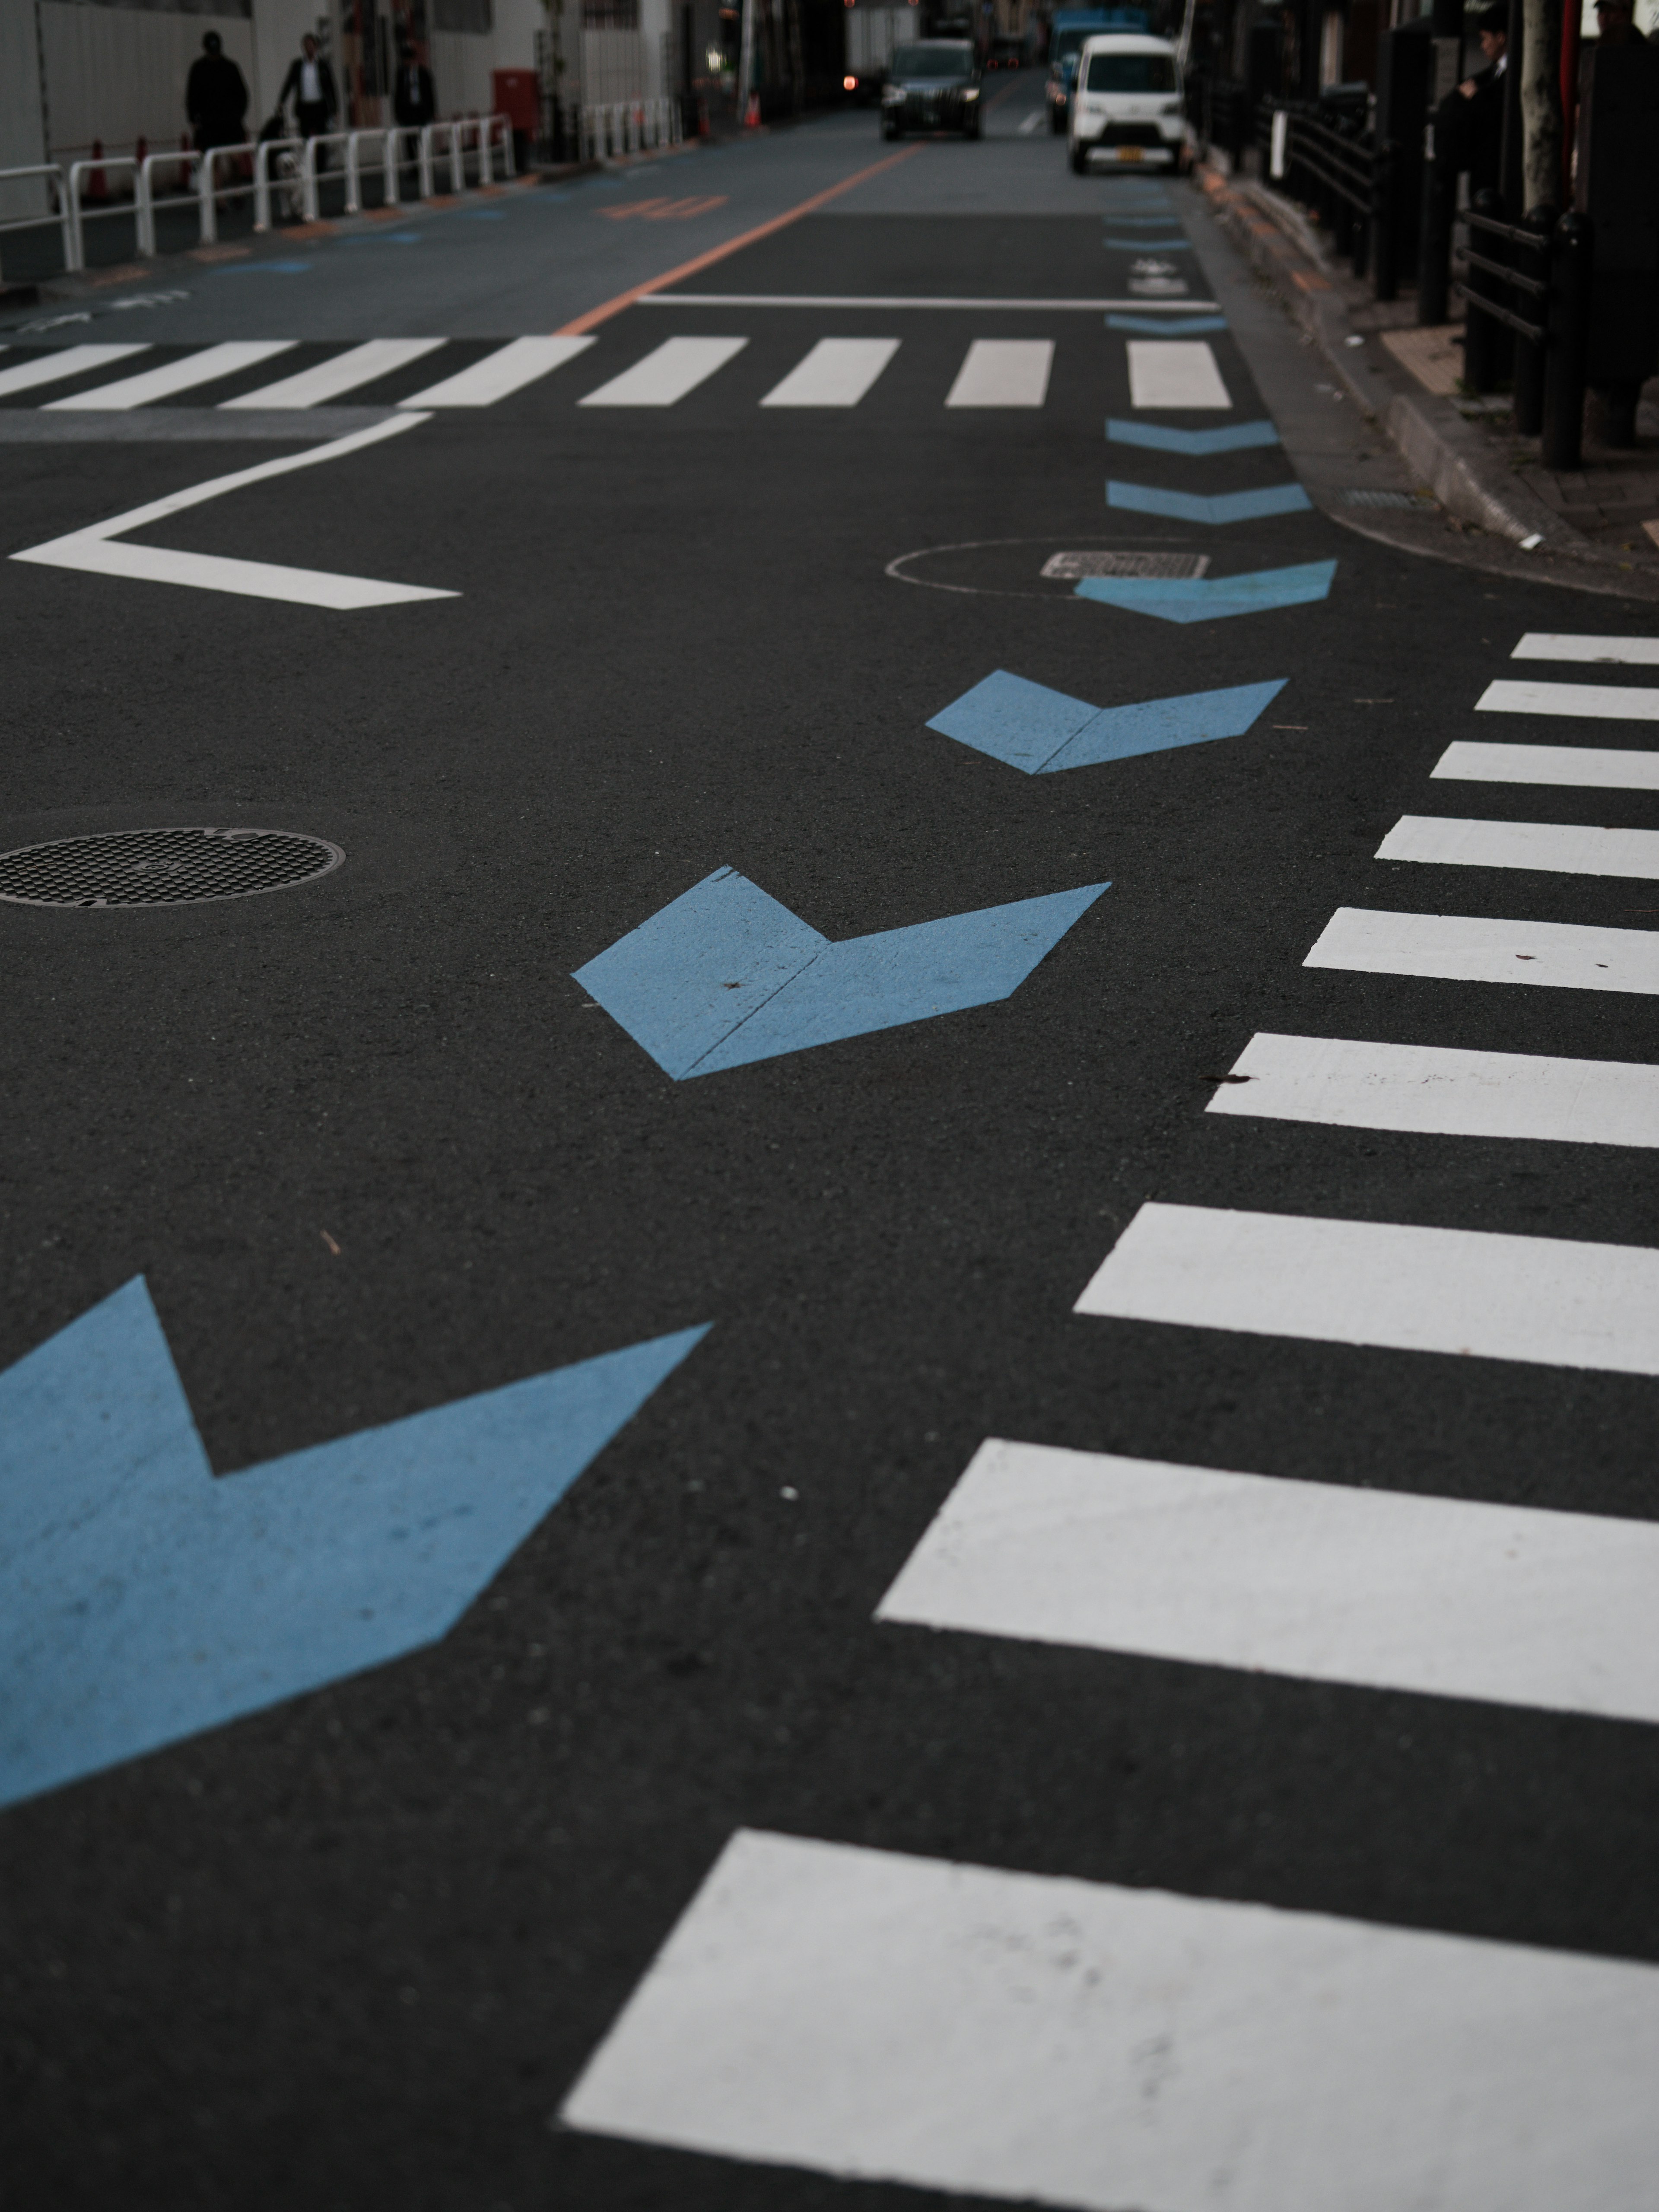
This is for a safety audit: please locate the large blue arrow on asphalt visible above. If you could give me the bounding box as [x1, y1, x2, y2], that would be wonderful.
[0, 1278, 706, 1808]
[1074, 560, 1337, 623]
[574, 868, 1108, 1078]
[1108, 479, 1313, 524]
[928, 671, 1286, 774]
[1107, 418, 1280, 455]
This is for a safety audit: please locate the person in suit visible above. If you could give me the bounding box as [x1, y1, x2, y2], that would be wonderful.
[1456, 3, 1509, 194]
[186, 32, 249, 153]
[392, 43, 437, 130]
[279, 35, 339, 145]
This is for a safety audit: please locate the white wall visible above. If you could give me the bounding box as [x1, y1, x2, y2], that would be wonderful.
[1, 0, 51, 217]
[430, 0, 542, 111]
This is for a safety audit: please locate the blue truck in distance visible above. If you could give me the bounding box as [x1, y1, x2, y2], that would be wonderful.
[1045, 5, 1151, 130]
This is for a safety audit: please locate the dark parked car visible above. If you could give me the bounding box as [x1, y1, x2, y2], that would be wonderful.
[881, 41, 983, 137]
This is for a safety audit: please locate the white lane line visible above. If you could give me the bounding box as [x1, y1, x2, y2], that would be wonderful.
[944, 338, 1054, 408]
[1478, 677, 1659, 720]
[1125, 337, 1230, 409]
[0, 343, 150, 398]
[1208, 1031, 1659, 1147]
[398, 334, 595, 407]
[10, 415, 454, 609]
[222, 338, 446, 410]
[878, 1437, 1659, 1722]
[1378, 814, 1659, 880]
[759, 337, 899, 408]
[46, 340, 296, 411]
[1074, 1201, 1659, 1375]
[578, 335, 747, 408]
[1305, 906, 1659, 995]
[1514, 633, 1659, 664]
[562, 1828, 1659, 2212]
[1433, 739, 1659, 790]
[1018, 108, 1045, 132]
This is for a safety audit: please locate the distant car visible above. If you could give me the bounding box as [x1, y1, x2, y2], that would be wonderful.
[881, 40, 983, 137]
[1068, 32, 1192, 172]
[1044, 5, 1147, 132]
[987, 32, 1023, 67]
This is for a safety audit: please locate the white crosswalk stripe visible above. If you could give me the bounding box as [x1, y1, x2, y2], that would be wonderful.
[759, 337, 899, 408]
[398, 334, 594, 407]
[223, 337, 446, 410]
[1513, 632, 1659, 664]
[578, 336, 747, 408]
[1306, 905, 1659, 993]
[562, 1829, 1659, 2212]
[1432, 737, 1659, 788]
[0, 343, 150, 397]
[1207, 1030, 1659, 1146]
[46, 340, 296, 411]
[1075, 1201, 1659, 1374]
[1377, 814, 1659, 880]
[944, 338, 1054, 407]
[1478, 677, 1659, 720]
[1126, 336, 1230, 408]
[878, 1436, 1659, 1721]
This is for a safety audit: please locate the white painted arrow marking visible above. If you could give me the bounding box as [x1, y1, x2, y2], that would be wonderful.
[9, 414, 456, 610]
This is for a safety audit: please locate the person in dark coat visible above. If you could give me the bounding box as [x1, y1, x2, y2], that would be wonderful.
[278, 35, 339, 143]
[186, 32, 249, 153]
[392, 43, 437, 130]
[1456, 3, 1510, 194]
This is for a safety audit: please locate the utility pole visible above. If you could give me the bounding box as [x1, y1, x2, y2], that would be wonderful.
[737, 0, 758, 121]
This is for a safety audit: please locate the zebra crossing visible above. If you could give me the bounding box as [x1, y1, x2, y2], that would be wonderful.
[560, 611, 1659, 2203]
[0, 326, 1218, 417]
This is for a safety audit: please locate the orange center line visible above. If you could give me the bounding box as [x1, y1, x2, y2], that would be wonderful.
[555, 143, 924, 336]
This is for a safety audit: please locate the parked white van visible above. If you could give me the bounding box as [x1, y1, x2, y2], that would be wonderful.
[1068, 34, 1193, 173]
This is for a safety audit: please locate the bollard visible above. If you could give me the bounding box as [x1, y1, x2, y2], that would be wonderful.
[1511, 205, 1555, 437]
[1541, 211, 1593, 469]
[1372, 139, 1398, 299]
[1462, 188, 1505, 392]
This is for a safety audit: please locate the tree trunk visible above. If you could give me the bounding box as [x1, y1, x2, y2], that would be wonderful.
[1522, 0, 1564, 211]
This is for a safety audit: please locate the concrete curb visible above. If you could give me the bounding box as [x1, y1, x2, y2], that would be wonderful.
[1195, 163, 1629, 572]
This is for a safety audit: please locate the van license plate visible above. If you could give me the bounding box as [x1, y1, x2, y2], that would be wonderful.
[1116, 146, 1143, 161]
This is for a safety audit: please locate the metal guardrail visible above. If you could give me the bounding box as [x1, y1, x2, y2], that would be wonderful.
[6, 120, 514, 275]
[1459, 191, 1593, 467]
[575, 99, 682, 162]
[1262, 100, 1397, 300]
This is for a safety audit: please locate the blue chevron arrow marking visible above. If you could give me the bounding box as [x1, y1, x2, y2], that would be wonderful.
[928, 671, 1286, 774]
[1107, 479, 1313, 524]
[575, 868, 1108, 1077]
[1108, 314, 1228, 334]
[1075, 559, 1337, 623]
[0, 1280, 706, 1808]
[1107, 417, 1280, 454]
[1104, 235, 1192, 250]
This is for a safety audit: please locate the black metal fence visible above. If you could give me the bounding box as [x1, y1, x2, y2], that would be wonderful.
[1259, 99, 1399, 300]
[1458, 192, 1595, 467]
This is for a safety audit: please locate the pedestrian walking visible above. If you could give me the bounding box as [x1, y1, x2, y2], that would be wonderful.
[186, 32, 249, 156]
[278, 34, 339, 159]
[1591, 0, 1646, 43]
[392, 41, 436, 191]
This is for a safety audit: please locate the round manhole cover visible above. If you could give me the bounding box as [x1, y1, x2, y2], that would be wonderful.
[0, 827, 344, 909]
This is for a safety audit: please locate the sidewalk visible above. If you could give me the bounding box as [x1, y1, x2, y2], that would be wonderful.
[1196, 159, 1659, 602]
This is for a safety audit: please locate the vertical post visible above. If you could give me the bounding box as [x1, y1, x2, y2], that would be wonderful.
[1463, 187, 1505, 390]
[1541, 208, 1592, 467]
[1512, 203, 1555, 432]
[419, 123, 435, 197]
[1373, 138, 1398, 299]
[1559, 0, 1580, 196]
[384, 127, 400, 204]
[252, 142, 270, 232]
[65, 162, 86, 273]
[301, 137, 320, 222]
[198, 147, 217, 245]
[449, 122, 464, 192]
[345, 132, 362, 213]
[136, 155, 157, 255]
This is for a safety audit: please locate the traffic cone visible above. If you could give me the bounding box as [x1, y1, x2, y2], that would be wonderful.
[744, 91, 760, 127]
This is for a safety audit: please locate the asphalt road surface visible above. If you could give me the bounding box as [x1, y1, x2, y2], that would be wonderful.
[4, 75, 1659, 2212]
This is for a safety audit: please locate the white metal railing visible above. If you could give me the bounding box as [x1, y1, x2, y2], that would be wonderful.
[0, 162, 74, 271]
[65, 154, 139, 271]
[197, 141, 264, 245]
[576, 98, 679, 161]
[253, 137, 305, 231]
[136, 147, 196, 257]
[298, 131, 355, 222]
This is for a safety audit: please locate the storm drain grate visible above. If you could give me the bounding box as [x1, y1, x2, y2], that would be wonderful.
[0, 827, 344, 909]
[1041, 551, 1212, 580]
[1341, 488, 1435, 510]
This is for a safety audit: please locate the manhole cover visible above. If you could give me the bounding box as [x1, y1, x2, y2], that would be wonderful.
[0, 827, 344, 909]
[1341, 488, 1434, 510]
[1042, 550, 1211, 580]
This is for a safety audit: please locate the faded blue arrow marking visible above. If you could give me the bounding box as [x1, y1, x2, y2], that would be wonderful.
[1108, 479, 1313, 524]
[0, 1281, 706, 1808]
[1107, 417, 1280, 454]
[1108, 313, 1228, 334]
[1075, 559, 1336, 622]
[1104, 235, 1191, 250]
[928, 671, 1286, 774]
[575, 868, 1107, 1077]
